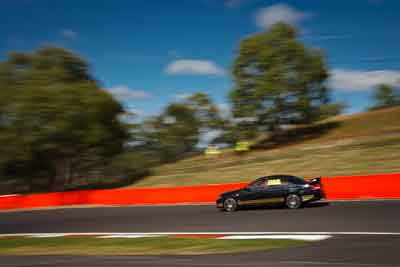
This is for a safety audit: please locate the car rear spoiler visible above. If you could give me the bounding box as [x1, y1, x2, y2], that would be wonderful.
[309, 177, 321, 185]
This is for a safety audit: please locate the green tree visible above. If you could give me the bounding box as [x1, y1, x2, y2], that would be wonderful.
[184, 92, 223, 129]
[371, 84, 399, 110]
[230, 23, 330, 134]
[133, 93, 227, 162]
[0, 47, 128, 191]
[137, 103, 200, 163]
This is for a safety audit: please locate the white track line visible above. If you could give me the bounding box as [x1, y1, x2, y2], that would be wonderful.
[30, 233, 72, 238]
[1, 232, 400, 237]
[219, 235, 332, 241]
[97, 234, 162, 239]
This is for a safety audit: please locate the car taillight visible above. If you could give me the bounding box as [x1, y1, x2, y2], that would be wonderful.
[311, 184, 321, 190]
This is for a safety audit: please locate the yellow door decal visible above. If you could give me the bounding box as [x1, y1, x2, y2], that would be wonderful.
[239, 197, 284, 205]
[302, 195, 314, 201]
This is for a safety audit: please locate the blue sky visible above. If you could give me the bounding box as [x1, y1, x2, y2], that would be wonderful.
[1, 0, 400, 117]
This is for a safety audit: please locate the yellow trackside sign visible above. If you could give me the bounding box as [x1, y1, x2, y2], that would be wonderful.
[235, 141, 250, 152]
[205, 146, 221, 156]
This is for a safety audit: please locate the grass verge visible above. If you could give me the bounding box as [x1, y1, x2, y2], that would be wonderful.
[0, 237, 307, 255]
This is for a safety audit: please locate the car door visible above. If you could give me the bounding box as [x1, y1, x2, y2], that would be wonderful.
[238, 178, 268, 206]
[260, 177, 288, 204]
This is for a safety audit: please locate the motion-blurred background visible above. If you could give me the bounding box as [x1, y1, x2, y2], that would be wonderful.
[0, 0, 399, 194]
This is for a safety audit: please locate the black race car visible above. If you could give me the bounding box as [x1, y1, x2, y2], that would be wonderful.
[216, 175, 324, 212]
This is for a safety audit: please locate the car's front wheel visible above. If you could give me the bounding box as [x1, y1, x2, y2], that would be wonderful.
[223, 198, 238, 212]
[286, 194, 302, 209]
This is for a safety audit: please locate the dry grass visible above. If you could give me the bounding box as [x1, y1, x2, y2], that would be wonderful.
[125, 107, 400, 188]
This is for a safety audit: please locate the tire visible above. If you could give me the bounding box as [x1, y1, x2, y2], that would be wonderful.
[223, 198, 238, 212]
[286, 194, 302, 209]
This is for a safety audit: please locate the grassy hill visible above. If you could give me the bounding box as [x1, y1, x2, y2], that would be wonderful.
[126, 107, 400, 188]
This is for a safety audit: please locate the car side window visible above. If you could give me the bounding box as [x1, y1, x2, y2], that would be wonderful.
[280, 177, 289, 185]
[260, 179, 269, 188]
[286, 176, 306, 185]
[248, 178, 265, 187]
[258, 179, 269, 188]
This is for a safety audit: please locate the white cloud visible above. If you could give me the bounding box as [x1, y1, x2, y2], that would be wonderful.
[255, 3, 311, 29]
[105, 85, 151, 101]
[165, 59, 225, 76]
[329, 69, 400, 91]
[60, 29, 77, 40]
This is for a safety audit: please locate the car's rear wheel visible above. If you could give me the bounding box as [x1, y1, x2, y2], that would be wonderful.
[286, 194, 302, 209]
[223, 198, 238, 212]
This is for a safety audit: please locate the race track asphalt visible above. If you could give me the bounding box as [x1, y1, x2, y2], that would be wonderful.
[0, 200, 399, 267]
[0, 200, 399, 233]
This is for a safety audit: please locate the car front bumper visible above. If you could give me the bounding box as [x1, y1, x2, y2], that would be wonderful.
[216, 198, 224, 209]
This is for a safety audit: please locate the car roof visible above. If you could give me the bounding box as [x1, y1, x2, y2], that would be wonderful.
[255, 174, 302, 181]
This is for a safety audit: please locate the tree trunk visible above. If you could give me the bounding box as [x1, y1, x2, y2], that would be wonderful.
[51, 159, 66, 192]
[64, 159, 72, 186]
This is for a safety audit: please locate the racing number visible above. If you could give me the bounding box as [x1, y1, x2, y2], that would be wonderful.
[267, 178, 281, 186]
